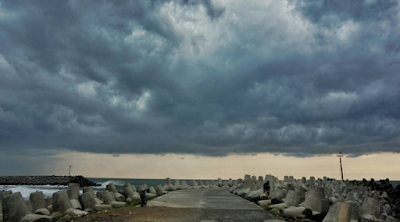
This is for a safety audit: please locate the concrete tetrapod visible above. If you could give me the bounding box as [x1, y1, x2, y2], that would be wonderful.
[218, 178, 223, 187]
[83, 186, 104, 205]
[2, 192, 53, 222]
[282, 207, 306, 219]
[25, 200, 33, 213]
[80, 192, 111, 212]
[223, 180, 229, 188]
[359, 197, 380, 219]
[67, 183, 83, 209]
[271, 187, 287, 202]
[246, 179, 261, 200]
[163, 178, 177, 191]
[228, 178, 233, 187]
[99, 190, 126, 208]
[346, 201, 359, 222]
[106, 183, 126, 202]
[190, 180, 198, 189]
[1, 190, 13, 221]
[29, 191, 51, 215]
[174, 180, 182, 190]
[53, 191, 88, 218]
[322, 202, 351, 222]
[124, 183, 140, 203]
[149, 186, 157, 194]
[237, 184, 251, 197]
[302, 190, 329, 213]
[181, 180, 188, 189]
[156, 185, 164, 196]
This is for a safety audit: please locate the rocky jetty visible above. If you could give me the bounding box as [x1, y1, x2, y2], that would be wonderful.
[230, 175, 400, 222]
[0, 176, 99, 187]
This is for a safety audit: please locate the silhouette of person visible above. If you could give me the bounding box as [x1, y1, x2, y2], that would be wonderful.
[263, 181, 270, 198]
[140, 190, 147, 207]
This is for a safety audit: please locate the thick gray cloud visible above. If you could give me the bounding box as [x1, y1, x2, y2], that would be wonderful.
[0, 0, 399, 157]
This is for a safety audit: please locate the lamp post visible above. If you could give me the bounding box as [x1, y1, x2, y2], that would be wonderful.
[337, 151, 344, 181]
[69, 165, 72, 176]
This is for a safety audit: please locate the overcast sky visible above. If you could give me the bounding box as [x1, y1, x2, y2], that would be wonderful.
[1, 0, 400, 177]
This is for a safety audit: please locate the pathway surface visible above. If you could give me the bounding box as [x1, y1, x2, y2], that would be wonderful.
[77, 188, 275, 222]
[146, 187, 275, 221]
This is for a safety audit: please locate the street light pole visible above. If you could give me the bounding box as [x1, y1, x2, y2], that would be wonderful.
[337, 151, 344, 181]
[69, 165, 72, 176]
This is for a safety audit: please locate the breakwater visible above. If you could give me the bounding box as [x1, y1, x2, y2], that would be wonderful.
[0, 176, 99, 187]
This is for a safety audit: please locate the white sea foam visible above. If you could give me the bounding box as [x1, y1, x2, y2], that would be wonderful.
[97, 180, 126, 189]
[0, 180, 125, 199]
[0, 185, 67, 200]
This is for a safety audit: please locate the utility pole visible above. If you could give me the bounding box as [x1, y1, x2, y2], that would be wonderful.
[337, 151, 344, 181]
[69, 165, 72, 176]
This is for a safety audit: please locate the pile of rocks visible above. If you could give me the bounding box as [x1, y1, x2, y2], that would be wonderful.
[230, 174, 400, 222]
[0, 176, 99, 187]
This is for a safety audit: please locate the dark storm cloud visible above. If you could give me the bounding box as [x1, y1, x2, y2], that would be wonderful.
[0, 0, 399, 158]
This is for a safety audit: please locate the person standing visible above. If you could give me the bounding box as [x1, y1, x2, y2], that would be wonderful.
[263, 181, 270, 199]
[140, 190, 147, 207]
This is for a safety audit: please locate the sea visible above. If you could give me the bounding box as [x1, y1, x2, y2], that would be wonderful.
[0, 178, 211, 199]
[1, 178, 400, 200]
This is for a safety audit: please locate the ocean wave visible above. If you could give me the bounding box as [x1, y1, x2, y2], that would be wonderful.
[0, 185, 67, 200]
[97, 180, 126, 189]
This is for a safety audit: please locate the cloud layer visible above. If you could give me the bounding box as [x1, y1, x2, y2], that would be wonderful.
[0, 0, 399, 157]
